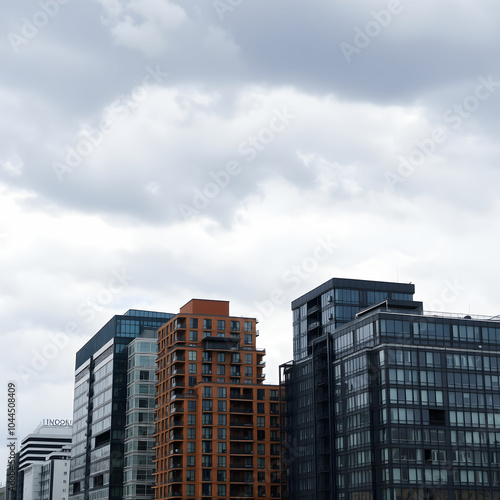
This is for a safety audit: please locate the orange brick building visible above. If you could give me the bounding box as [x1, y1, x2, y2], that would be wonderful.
[154, 299, 281, 499]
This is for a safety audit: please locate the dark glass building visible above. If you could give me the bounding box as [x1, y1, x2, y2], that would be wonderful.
[69, 309, 173, 500]
[281, 278, 500, 500]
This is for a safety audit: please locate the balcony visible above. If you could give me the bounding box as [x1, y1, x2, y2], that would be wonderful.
[230, 447, 253, 455]
[230, 407, 253, 414]
[169, 448, 183, 455]
[230, 433, 253, 441]
[230, 463, 253, 469]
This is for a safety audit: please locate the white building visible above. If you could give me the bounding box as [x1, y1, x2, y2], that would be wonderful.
[18, 422, 72, 500]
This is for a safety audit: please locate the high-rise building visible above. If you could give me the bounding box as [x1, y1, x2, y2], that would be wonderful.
[155, 299, 281, 500]
[123, 331, 157, 499]
[281, 277, 500, 500]
[69, 309, 173, 500]
[13, 421, 72, 500]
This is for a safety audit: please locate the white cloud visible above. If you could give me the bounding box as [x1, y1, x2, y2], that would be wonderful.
[96, 0, 187, 56]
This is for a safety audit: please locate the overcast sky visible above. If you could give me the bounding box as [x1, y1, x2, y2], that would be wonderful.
[2, 0, 500, 477]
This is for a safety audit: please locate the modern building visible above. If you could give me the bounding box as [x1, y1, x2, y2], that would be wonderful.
[8, 421, 72, 500]
[281, 277, 500, 500]
[69, 309, 173, 500]
[123, 332, 157, 499]
[155, 299, 281, 500]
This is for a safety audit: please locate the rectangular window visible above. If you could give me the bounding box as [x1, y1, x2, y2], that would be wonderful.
[218, 400, 227, 412]
[245, 354, 252, 364]
[218, 441, 227, 453]
[189, 331, 197, 341]
[190, 318, 198, 328]
[188, 363, 197, 374]
[244, 321, 252, 332]
[218, 414, 227, 426]
[218, 387, 226, 398]
[188, 351, 197, 361]
[257, 416, 265, 427]
[245, 334, 252, 344]
[217, 352, 225, 362]
[217, 364, 225, 375]
[230, 321, 240, 331]
[245, 366, 253, 377]
[218, 428, 227, 439]
[202, 386, 212, 397]
[218, 456, 226, 467]
[203, 319, 212, 329]
[217, 320, 226, 330]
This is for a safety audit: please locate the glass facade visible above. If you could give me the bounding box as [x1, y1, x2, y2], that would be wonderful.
[123, 334, 157, 500]
[282, 279, 500, 500]
[69, 311, 172, 500]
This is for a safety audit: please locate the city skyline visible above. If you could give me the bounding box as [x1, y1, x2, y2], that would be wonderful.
[3, 0, 500, 482]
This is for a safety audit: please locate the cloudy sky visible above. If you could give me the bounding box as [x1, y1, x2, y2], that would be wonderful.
[2, 0, 500, 476]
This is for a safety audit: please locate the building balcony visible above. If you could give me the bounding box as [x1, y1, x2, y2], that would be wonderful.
[230, 448, 253, 455]
[169, 448, 183, 455]
[230, 463, 253, 469]
[230, 407, 253, 414]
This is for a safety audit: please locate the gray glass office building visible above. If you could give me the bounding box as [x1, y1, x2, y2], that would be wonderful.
[69, 309, 173, 500]
[281, 278, 500, 500]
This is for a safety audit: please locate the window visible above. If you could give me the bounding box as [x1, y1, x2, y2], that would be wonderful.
[217, 470, 226, 481]
[188, 363, 197, 374]
[230, 320, 240, 331]
[257, 416, 265, 427]
[202, 386, 212, 397]
[257, 403, 265, 413]
[202, 399, 213, 411]
[202, 351, 212, 362]
[218, 441, 227, 453]
[257, 458, 266, 469]
[217, 352, 225, 362]
[188, 351, 197, 361]
[218, 428, 227, 439]
[232, 353, 241, 363]
[187, 456, 195, 466]
[202, 413, 213, 425]
[257, 389, 265, 400]
[188, 376, 197, 386]
[203, 319, 212, 329]
[186, 470, 195, 481]
[258, 444, 265, 455]
[218, 456, 226, 467]
[187, 442, 195, 453]
[217, 320, 226, 330]
[218, 414, 227, 426]
[244, 321, 252, 332]
[245, 354, 252, 364]
[245, 334, 252, 344]
[217, 364, 225, 375]
[217, 484, 226, 496]
[189, 331, 197, 341]
[187, 428, 196, 439]
[186, 484, 195, 495]
[190, 318, 198, 328]
[218, 387, 226, 398]
[245, 366, 253, 377]
[218, 400, 227, 412]
[187, 415, 196, 425]
[202, 427, 212, 439]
